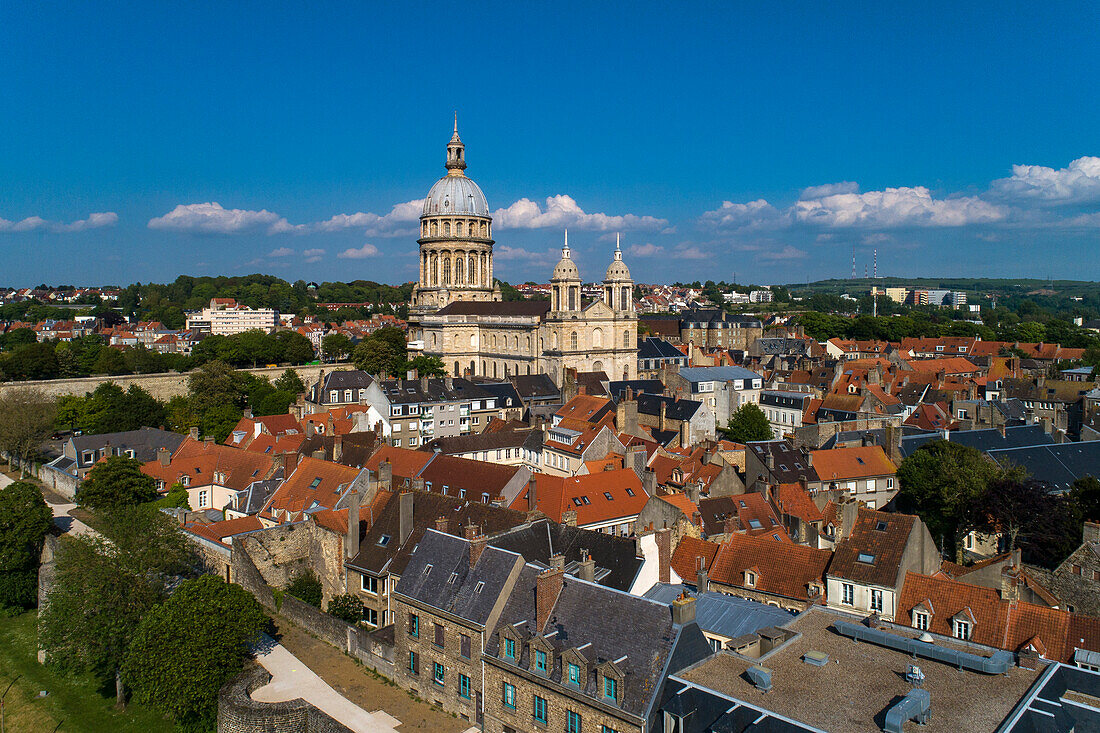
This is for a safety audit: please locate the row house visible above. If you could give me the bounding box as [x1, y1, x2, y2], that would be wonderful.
[514, 469, 649, 536]
[140, 434, 282, 512]
[665, 365, 764, 427]
[364, 375, 503, 446]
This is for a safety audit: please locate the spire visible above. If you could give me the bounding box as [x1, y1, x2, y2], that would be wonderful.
[446, 115, 466, 173]
[562, 229, 570, 257]
[615, 232, 623, 260]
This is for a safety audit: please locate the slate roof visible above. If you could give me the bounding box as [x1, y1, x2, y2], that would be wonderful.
[433, 301, 551, 318]
[899, 423, 1054, 459]
[608, 379, 666, 398]
[827, 508, 915, 588]
[678, 366, 762, 383]
[310, 370, 374, 402]
[709, 533, 831, 601]
[377, 376, 494, 405]
[508, 373, 560, 401]
[474, 380, 524, 409]
[486, 518, 643, 591]
[644, 583, 794, 640]
[636, 393, 704, 422]
[485, 568, 711, 721]
[347, 492, 527, 577]
[987, 441, 1100, 492]
[638, 337, 688, 360]
[747, 440, 816, 485]
[421, 428, 541, 456]
[69, 427, 185, 469]
[395, 529, 524, 627]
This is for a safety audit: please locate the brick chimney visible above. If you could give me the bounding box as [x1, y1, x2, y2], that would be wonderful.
[435, 516, 449, 534]
[282, 451, 299, 476]
[659, 401, 668, 432]
[346, 486, 360, 560]
[189, 426, 200, 441]
[656, 528, 672, 584]
[470, 532, 487, 568]
[465, 522, 480, 540]
[398, 491, 413, 546]
[578, 549, 595, 582]
[157, 446, 171, 467]
[535, 566, 565, 633]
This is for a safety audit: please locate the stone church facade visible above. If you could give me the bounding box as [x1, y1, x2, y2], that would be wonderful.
[409, 123, 637, 385]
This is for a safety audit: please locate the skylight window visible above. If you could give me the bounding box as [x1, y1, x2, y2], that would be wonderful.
[474, 581, 485, 593]
[604, 492, 613, 501]
[582, 496, 590, 505]
[309, 477, 322, 490]
[423, 564, 433, 575]
[738, 500, 746, 508]
[748, 519, 763, 529]
[626, 488, 635, 497]
[573, 498, 583, 507]
[857, 553, 876, 564]
[378, 534, 391, 546]
[448, 572, 458, 584]
[857, 457, 865, 465]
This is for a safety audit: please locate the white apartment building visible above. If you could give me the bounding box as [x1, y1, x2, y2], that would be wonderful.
[185, 298, 277, 336]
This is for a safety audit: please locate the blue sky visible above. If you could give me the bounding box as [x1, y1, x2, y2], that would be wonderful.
[2, 2, 1099, 287]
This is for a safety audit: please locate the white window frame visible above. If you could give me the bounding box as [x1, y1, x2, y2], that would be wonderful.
[913, 612, 928, 631]
[870, 589, 883, 612]
[954, 619, 971, 640]
[841, 582, 854, 605]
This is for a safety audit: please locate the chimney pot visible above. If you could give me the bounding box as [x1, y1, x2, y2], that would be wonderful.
[157, 446, 171, 467]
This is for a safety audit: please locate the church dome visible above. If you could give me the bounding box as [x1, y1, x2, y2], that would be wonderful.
[604, 234, 632, 281]
[552, 231, 580, 281]
[423, 174, 490, 217]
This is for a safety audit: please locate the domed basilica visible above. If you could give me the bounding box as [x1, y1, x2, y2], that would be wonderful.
[409, 122, 637, 384]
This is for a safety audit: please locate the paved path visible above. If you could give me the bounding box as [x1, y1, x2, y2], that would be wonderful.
[0, 471, 96, 536]
[252, 635, 403, 733]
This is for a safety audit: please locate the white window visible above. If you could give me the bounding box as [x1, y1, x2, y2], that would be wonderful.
[330, 390, 339, 402]
[841, 583, 854, 605]
[745, 571, 756, 588]
[393, 422, 401, 432]
[866, 479, 876, 492]
[344, 390, 352, 402]
[358, 389, 367, 400]
[913, 612, 928, 631]
[887, 478, 894, 489]
[198, 489, 209, 508]
[393, 439, 401, 447]
[870, 589, 883, 612]
[954, 619, 971, 640]
[409, 437, 418, 447]
[846, 481, 856, 494]
[362, 575, 378, 594]
[364, 607, 379, 627]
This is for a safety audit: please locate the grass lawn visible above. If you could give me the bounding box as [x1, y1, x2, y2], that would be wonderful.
[0, 612, 174, 732]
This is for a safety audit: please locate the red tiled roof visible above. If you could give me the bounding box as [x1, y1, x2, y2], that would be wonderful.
[659, 492, 699, 520]
[774, 483, 823, 524]
[811, 445, 897, 483]
[183, 515, 264, 547]
[263, 456, 361, 520]
[363, 445, 434, 481]
[897, 572, 1100, 662]
[903, 357, 979, 375]
[828, 508, 916, 588]
[709, 532, 831, 601]
[510, 469, 648, 527]
[141, 437, 279, 492]
[671, 536, 720, 582]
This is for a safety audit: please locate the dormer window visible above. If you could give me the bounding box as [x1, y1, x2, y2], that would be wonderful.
[954, 619, 971, 640]
[745, 571, 757, 587]
[567, 662, 581, 686]
[504, 637, 516, 659]
[603, 676, 618, 701]
[913, 611, 929, 631]
[534, 649, 548, 674]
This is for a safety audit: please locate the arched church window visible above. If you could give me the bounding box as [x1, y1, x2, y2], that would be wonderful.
[470, 334, 477, 348]
[526, 335, 532, 351]
[431, 221, 438, 236]
[455, 221, 464, 236]
[455, 257, 464, 285]
[481, 222, 488, 237]
[593, 328, 602, 348]
[593, 360, 603, 372]
[570, 331, 578, 350]
[568, 287, 577, 311]
[444, 221, 451, 236]
[623, 330, 631, 348]
[443, 258, 451, 286]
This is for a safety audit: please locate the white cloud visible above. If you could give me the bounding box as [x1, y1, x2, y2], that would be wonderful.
[991, 156, 1100, 204]
[699, 199, 786, 230]
[337, 243, 380, 259]
[494, 245, 558, 263]
[627, 243, 664, 257]
[800, 182, 859, 199]
[313, 199, 424, 236]
[793, 187, 1006, 227]
[303, 248, 325, 263]
[674, 244, 708, 260]
[0, 211, 118, 233]
[492, 195, 668, 232]
[758, 245, 807, 261]
[148, 202, 297, 235]
[268, 247, 295, 257]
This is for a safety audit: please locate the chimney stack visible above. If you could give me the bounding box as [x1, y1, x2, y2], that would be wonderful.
[398, 491, 413, 546]
[379, 459, 393, 491]
[578, 549, 595, 582]
[346, 486, 361, 560]
[656, 528, 672, 584]
[671, 592, 696, 625]
[333, 435, 343, 463]
[550, 553, 565, 571]
[435, 516, 450, 534]
[696, 556, 709, 592]
[282, 450, 299, 476]
[562, 509, 577, 527]
[465, 522, 480, 540]
[157, 446, 171, 467]
[535, 566, 565, 633]
[189, 426, 200, 441]
[1000, 564, 1020, 602]
[659, 401, 668, 432]
[470, 532, 487, 568]
[244, 406, 253, 419]
[526, 475, 538, 514]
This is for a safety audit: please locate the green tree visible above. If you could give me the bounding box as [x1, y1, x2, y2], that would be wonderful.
[327, 593, 364, 624]
[76, 455, 158, 509]
[351, 337, 403, 376]
[275, 330, 316, 364]
[0, 387, 57, 476]
[321, 332, 353, 362]
[39, 506, 197, 706]
[274, 368, 305, 394]
[286, 570, 322, 607]
[1071, 476, 1100, 522]
[0, 480, 52, 610]
[720, 403, 773, 443]
[401, 355, 448, 378]
[122, 575, 266, 728]
[159, 482, 191, 509]
[895, 441, 1005, 562]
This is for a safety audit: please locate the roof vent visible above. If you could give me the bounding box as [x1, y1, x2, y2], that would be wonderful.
[746, 665, 772, 692]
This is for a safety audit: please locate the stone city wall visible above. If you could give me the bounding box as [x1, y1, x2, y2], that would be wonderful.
[0, 362, 351, 401]
[217, 664, 353, 733]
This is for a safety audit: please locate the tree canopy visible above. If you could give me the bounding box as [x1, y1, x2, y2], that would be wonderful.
[0, 387, 57, 476]
[720, 403, 773, 443]
[0, 480, 52, 610]
[76, 455, 159, 509]
[123, 575, 266, 727]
